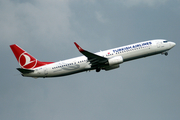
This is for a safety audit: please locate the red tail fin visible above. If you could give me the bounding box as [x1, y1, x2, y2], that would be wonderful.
[10, 44, 53, 69]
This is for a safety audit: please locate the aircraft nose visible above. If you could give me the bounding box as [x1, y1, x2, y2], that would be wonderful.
[171, 42, 176, 47]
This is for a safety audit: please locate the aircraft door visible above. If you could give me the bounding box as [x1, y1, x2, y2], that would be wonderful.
[44, 67, 48, 76]
[157, 41, 161, 48]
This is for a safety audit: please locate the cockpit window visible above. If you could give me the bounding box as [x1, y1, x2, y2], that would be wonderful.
[163, 41, 168, 43]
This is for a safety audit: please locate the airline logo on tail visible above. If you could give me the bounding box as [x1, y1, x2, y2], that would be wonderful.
[10, 44, 54, 70]
[19, 52, 37, 69]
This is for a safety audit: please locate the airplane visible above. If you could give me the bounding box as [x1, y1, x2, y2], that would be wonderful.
[10, 39, 176, 78]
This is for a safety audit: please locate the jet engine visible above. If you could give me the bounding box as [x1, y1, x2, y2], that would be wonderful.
[103, 64, 120, 71]
[103, 56, 123, 71]
[108, 56, 123, 66]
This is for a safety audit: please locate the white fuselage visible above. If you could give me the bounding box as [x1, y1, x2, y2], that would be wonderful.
[23, 39, 176, 78]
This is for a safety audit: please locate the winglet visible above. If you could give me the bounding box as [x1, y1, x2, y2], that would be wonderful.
[74, 42, 84, 52]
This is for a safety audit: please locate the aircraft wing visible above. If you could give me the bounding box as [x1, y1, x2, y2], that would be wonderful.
[74, 42, 108, 66]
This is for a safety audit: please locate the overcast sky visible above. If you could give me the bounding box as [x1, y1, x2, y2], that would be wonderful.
[0, 0, 180, 120]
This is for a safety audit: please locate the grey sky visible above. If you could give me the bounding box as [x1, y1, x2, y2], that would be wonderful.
[0, 0, 180, 120]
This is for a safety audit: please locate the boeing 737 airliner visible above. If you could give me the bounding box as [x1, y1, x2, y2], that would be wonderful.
[10, 39, 176, 78]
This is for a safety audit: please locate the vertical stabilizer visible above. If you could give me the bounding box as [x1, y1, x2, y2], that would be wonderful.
[10, 44, 53, 69]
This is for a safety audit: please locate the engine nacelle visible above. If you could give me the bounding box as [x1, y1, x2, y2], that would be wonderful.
[108, 56, 123, 66]
[104, 64, 119, 71]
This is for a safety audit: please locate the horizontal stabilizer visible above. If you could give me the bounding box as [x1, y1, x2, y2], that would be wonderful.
[17, 68, 34, 74]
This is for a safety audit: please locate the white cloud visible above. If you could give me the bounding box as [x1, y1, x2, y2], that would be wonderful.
[0, 0, 73, 47]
